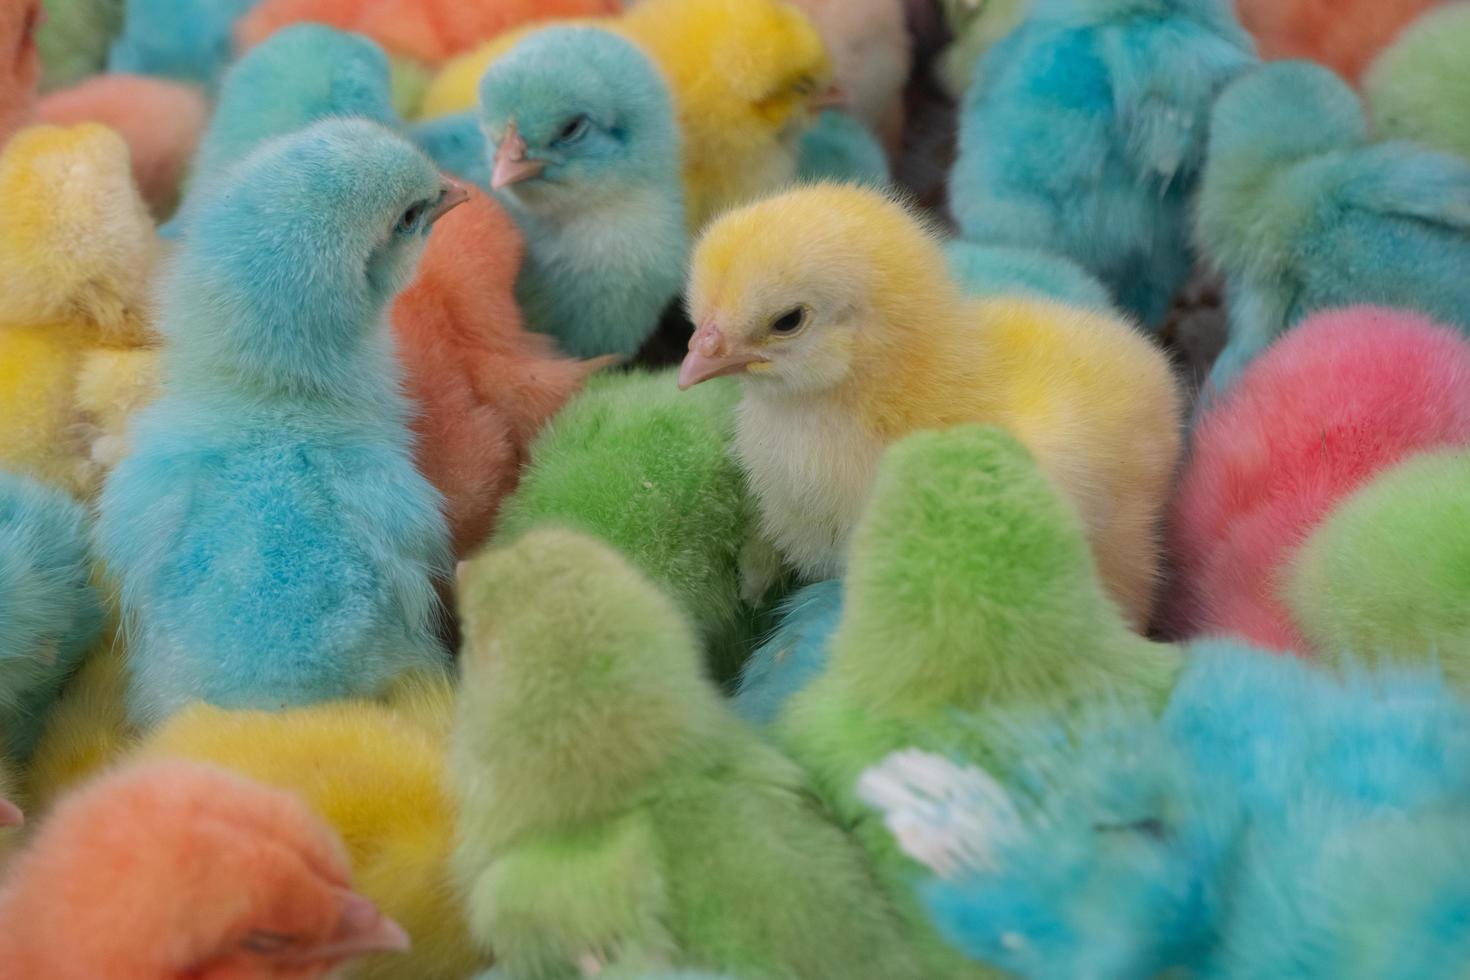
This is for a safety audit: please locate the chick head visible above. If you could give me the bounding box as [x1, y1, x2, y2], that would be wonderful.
[454, 528, 723, 836]
[681, 183, 955, 394]
[479, 26, 679, 211]
[1, 760, 409, 978]
[1209, 61, 1367, 172]
[167, 119, 467, 391]
[0, 123, 157, 339]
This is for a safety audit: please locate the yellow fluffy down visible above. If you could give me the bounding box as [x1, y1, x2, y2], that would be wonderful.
[134, 675, 485, 980]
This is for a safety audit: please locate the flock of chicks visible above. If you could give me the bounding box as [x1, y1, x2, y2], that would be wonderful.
[1, 0, 1470, 977]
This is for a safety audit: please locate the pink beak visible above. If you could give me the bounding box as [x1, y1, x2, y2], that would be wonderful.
[0, 797, 22, 829]
[427, 178, 469, 226]
[491, 122, 547, 190]
[811, 84, 848, 111]
[282, 890, 411, 965]
[677, 321, 765, 390]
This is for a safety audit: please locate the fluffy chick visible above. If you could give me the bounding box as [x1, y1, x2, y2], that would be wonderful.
[785, 0, 911, 149]
[392, 186, 602, 558]
[451, 527, 919, 979]
[0, 760, 411, 979]
[96, 120, 456, 726]
[776, 425, 1180, 978]
[732, 578, 842, 725]
[0, 0, 41, 144]
[796, 108, 891, 186]
[107, 0, 261, 84]
[618, 0, 834, 229]
[951, 0, 1256, 329]
[936, 0, 1030, 99]
[1365, 2, 1470, 162]
[235, 0, 619, 63]
[136, 682, 484, 980]
[1167, 307, 1470, 652]
[480, 26, 686, 358]
[1236, 0, 1442, 84]
[1199, 60, 1470, 395]
[0, 122, 159, 499]
[0, 473, 103, 762]
[683, 185, 1182, 627]
[35, 0, 124, 92]
[944, 240, 1114, 311]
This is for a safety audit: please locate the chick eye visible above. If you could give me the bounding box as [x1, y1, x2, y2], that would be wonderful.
[240, 931, 299, 955]
[396, 199, 430, 235]
[555, 115, 591, 145]
[769, 305, 810, 336]
[791, 76, 816, 97]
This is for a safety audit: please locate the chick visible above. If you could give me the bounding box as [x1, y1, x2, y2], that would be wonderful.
[0, 473, 103, 762]
[683, 185, 1182, 627]
[1166, 307, 1470, 652]
[950, 0, 1255, 329]
[775, 425, 1180, 978]
[96, 120, 457, 726]
[479, 26, 686, 358]
[407, 111, 492, 188]
[944, 240, 1114, 311]
[107, 0, 261, 84]
[731, 578, 842, 725]
[785, 0, 911, 149]
[36, 0, 124, 92]
[1198, 61, 1470, 395]
[1365, 2, 1470, 162]
[618, 0, 835, 229]
[136, 681, 485, 980]
[0, 122, 159, 499]
[451, 527, 920, 979]
[0, 760, 411, 979]
[1236, 0, 1442, 84]
[796, 108, 891, 186]
[495, 369, 759, 682]
[936, 0, 1029, 99]
[392, 186, 603, 558]
[0, 0, 41, 144]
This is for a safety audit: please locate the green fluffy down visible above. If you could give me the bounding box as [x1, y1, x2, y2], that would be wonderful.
[1365, 2, 1470, 161]
[495, 370, 763, 682]
[1288, 449, 1470, 682]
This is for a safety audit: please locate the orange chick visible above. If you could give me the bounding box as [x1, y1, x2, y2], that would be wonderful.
[0, 760, 410, 980]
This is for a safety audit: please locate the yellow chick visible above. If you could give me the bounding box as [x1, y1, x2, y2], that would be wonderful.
[680, 185, 1183, 629]
[0, 123, 160, 500]
[424, 0, 835, 229]
[133, 674, 486, 980]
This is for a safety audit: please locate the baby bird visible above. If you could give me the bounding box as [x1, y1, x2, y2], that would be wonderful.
[0, 760, 411, 979]
[683, 185, 1182, 627]
[479, 26, 686, 358]
[797, 109, 891, 186]
[0, 0, 41, 144]
[96, 120, 457, 726]
[0, 122, 159, 499]
[35, 0, 124, 92]
[617, 0, 836, 229]
[944, 241, 1114, 311]
[950, 0, 1256, 328]
[137, 682, 485, 980]
[936, 0, 1029, 99]
[0, 473, 104, 762]
[1199, 60, 1470, 395]
[107, 0, 261, 85]
[451, 528, 920, 979]
[1366, 2, 1470, 162]
[732, 578, 843, 725]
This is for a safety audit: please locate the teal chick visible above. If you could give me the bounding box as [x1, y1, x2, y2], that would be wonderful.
[479, 26, 687, 359]
[96, 119, 461, 727]
[451, 527, 920, 979]
[944, 240, 1114, 311]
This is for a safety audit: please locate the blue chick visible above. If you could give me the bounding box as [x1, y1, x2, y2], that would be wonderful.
[944, 241, 1115, 311]
[1198, 60, 1470, 397]
[479, 26, 687, 359]
[96, 119, 460, 727]
[0, 472, 103, 760]
[733, 579, 843, 725]
[166, 24, 399, 238]
[797, 110, 891, 187]
[107, 0, 262, 86]
[408, 112, 492, 190]
[949, 0, 1256, 329]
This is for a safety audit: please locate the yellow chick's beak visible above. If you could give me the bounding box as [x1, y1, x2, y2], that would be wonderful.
[811, 84, 848, 111]
[280, 889, 412, 965]
[678, 321, 766, 390]
[428, 179, 470, 226]
[0, 797, 22, 828]
[492, 122, 547, 190]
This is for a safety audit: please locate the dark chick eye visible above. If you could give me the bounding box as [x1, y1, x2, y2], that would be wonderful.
[240, 931, 298, 955]
[555, 115, 591, 145]
[769, 305, 809, 335]
[396, 200, 429, 235]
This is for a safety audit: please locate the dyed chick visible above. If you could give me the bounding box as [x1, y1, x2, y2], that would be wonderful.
[480, 26, 686, 358]
[796, 109, 891, 186]
[1236, 0, 1443, 84]
[392, 186, 603, 558]
[0, 473, 103, 762]
[1166, 307, 1470, 653]
[0, 760, 410, 979]
[96, 120, 456, 726]
[495, 369, 760, 682]
[107, 0, 261, 85]
[1199, 60, 1470, 395]
[936, 0, 1030, 99]
[683, 185, 1182, 627]
[407, 111, 492, 188]
[451, 528, 920, 979]
[0, 0, 41, 144]
[0, 122, 159, 499]
[951, 0, 1256, 329]
[944, 241, 1114, 311]
[136, 678, 485, 980]
[35, 0, 124, 92]
[1365, 2, 1470, 162]
[732, 578, 843, 725]
[617, 0, 836, 229]
[775, 425, 1180, 978]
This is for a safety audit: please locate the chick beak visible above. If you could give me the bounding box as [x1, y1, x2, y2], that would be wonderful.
[0, 798, 22, 828]
[811, 84, 848, 111]
[678, 322, 765, 390]
[427, 178, 469, 226]
[282, 890, 411, 965]
[491, 123, 547, 190]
